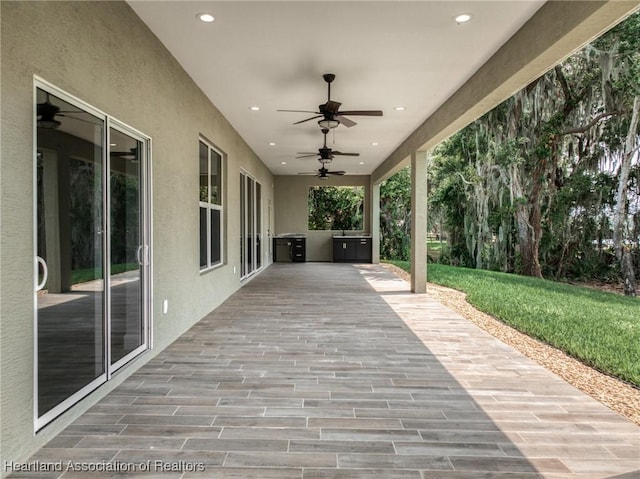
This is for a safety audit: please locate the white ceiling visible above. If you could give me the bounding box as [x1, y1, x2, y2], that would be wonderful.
[128, 1, 545, 176]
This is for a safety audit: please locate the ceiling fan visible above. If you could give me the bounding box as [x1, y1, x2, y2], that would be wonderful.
[110, 146, 139, 159]
[297, 128, 360, 161]
[279, 73, 383, 129]
[37, 93, 96, 129]
[298, 164, 346, 180]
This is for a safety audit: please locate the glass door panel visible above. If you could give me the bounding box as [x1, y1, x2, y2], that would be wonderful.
[109, 128, 143, 365]
[248, 177, 254, 274]
[240, 173, 262, 279]
[240, 175, 246, 277]
[256, 183, 262, 269]
[36, 88, 106, 418]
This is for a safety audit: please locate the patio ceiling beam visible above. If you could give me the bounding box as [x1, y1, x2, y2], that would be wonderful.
[372, 0, 640, 184]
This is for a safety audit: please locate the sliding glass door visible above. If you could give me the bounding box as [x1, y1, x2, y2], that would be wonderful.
[35, 82, 150, 429]
[240, 172, 262, 279]
[108, 127, 147, 368]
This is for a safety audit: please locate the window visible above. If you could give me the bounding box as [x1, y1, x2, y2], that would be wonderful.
[199, 139, 224, 270]
[308, 186, 364, 230]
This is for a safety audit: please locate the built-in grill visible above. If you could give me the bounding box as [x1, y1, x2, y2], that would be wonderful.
[273, 234, 306, 262]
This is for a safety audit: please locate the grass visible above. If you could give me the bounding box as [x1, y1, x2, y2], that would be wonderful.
[385, 260, 640, 387]
[426, 241, 448, 260]
[71, 263, 139, 285]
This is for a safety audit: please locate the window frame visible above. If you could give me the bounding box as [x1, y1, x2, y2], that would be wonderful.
[199, 138, 225, 272]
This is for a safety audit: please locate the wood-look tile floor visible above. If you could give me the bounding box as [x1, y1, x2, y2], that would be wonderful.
[13, 263, 640, 478]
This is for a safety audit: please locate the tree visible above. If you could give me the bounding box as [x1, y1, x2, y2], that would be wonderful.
[428, 11, 639, 293]
[308, 186, 364, 231]
[379, 167, 412, 261]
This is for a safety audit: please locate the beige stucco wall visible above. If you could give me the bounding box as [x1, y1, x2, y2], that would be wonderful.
[273, 175, 371, 261]
[0, 1, 273, 469]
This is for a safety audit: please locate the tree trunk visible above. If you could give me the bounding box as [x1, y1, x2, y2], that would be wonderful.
[612, 96, 639, 296]
[518, 159, 545, 278]
[621, 250, 637, 297]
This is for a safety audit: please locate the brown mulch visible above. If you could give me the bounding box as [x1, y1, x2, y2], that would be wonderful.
[380, 263, 640, 426]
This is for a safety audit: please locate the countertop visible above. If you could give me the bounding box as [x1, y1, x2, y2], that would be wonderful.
[274, 233, 307, 238]
[333, 235, 372, 239]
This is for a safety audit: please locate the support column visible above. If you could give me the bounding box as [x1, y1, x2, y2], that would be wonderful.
[411, 151, 427, 293]
[371, 180, 380, 264]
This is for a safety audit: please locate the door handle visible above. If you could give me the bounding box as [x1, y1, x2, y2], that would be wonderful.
[136, 245, 149, 266]
[35, 256, 48, 291]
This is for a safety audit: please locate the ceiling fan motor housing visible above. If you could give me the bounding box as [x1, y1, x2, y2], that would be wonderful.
[323, 73, 336, 84]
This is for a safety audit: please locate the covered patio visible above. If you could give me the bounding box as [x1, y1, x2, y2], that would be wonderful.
[12, 264, 639, 478]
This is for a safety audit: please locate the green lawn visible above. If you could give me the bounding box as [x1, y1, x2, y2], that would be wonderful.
[385, 260, 640, 387]
[426, 241, 448, 260]
[71, 263, 139, 285]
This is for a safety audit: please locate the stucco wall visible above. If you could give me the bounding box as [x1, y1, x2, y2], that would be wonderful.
[0, 1, 273, 468]
[273, 175, 371, 262]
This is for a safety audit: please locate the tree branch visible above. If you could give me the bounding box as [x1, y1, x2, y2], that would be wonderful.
[554, 65, 573, 109]
[560, 110, 623, 135]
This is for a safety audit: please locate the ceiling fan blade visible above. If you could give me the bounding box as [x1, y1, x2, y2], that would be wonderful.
[298, 172, 320, 175]
[337, 110, 383, 116]
[328, 171, 346, 175]
[332, 151, 360, 156]
[293, 115, 323, 125]
[335, 115, 357, 128]
[296, 154, 319, 159]
[58, 113, 102, 126]
[278, 109, 320, 114]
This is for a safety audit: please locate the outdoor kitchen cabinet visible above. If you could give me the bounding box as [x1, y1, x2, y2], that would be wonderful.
[273, 236, 306, 262]
[290, 237, 306, 262]
[332, 236, 372, 263]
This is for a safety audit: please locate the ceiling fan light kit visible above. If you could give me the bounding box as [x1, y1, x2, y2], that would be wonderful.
[37, 118, 62, 129]
[318, 119, 340, 129]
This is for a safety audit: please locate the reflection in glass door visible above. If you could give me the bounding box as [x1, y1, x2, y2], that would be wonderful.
[35, 83, 150, 429]
[35, 89, 106, 422]
[109, 127, 146, 368]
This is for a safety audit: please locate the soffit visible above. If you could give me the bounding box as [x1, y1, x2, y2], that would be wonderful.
[127, 1, 545, 176]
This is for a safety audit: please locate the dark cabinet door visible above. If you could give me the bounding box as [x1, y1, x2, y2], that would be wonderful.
[355, 238, 372, 261]
[273, 238, 292, 262]
[344, 240, 357, 260]
[334, 238, 372, 262]
[332, 239, 344, 261]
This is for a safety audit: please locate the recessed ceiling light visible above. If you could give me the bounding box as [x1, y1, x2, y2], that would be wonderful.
[455, 14, 472, 24]
[269, 142, 276, 146]
[281, 161, 287, 165]
[394, 106, 406, 111]
[372, 142, 379, 146]
[197, 13, 215, 23]
[359, 162, 364, 165]
[249, 106, 260, 111]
